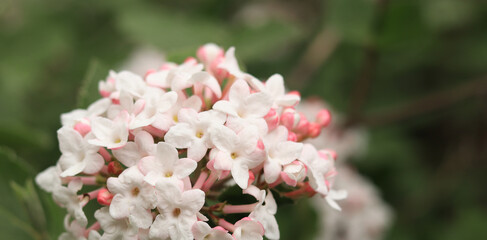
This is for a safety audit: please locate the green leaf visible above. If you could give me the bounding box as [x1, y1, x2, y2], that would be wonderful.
[76, 58, 104, 109]
[11, 180, 49, 240]
[0, 147, 44, 240]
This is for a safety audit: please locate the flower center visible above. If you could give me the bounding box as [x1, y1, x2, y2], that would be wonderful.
[165, 171, 173, 178]
[172, 208, 181, 217]
[231, 152, 238, 159]
[173, 115, 178, 122]
[196, 131, 204, 138]
[114, 138, 122, 144]
[131, 187, 140, 196]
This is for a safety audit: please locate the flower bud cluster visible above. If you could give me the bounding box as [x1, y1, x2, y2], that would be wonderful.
[36, 43, 344, 240]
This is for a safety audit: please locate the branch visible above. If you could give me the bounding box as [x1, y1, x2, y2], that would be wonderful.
[361, 76, 487, 127]
[287, 27, 341, 90]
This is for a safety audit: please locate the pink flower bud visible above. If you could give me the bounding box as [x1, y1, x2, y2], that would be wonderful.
[295, 113, 310, 135]
[184, 57, 198, 65]
[280, 108, 300, 130]
[281, 161, 307, 187]
[97, 188, 113, 206]
[307, 122, 322, 138]
[108, 161, 124, 176]
[197, 43, 224, 64]
[316, 109, 331, 127]
[287, 131, 298, 142]
[264, 108, 279, 131]
[144, 69, 156, 79]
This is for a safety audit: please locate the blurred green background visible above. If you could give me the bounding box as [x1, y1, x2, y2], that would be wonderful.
[1, 0, 487, 239]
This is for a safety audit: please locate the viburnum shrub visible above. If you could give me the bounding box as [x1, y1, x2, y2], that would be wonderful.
[36, 44, 346, 240]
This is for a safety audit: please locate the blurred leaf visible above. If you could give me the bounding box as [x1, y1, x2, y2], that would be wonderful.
[11, 180, 49, 240]
[326, 0, 375, 44]
[76, 58, 103, 109]
[421, 0, 476, 31]
[0, 147, 40, 239]
[0, 122, 52, 153]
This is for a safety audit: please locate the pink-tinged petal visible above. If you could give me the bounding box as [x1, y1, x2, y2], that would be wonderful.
[164, 123, 194, 148]
[190, 72, 222, 98]
[135, 131, 155, 154]
[210, 125, 238, 153]
[263, 159, 281, 184]
[174, 158, 197, 179]
[82, 153, 105, 174]
[106, 177, 129, 194]
[182, 95, 203, 111]
[155, 142, 179, 167]
[264, 190, 278, 214]
[237, 127, 259, 153]
[137, 156, 157, 175]
[242, 92, 272, 118]
[275, 94, 300, 107]
[155, 181, 182, 204]
[146, 71, 169, 88]
[213, 100, 238, 117]
[178, 108, 199, 125]
[113, 142, 140, 167]
[231, 164, 250, 189]
[229, 79, 250, 105]
[158, 91, 178, 112]
[187, 141, 208, 161]
[325, 195, 342, 211]
[60, 162, 86, 177]
[181, 189, 205, 213]
[109, 194, 131, 219]
[192, 221, 211, 239]
[243, 185, 262, 201]
[265, 74, 285, 97]
[57, 127, 83, 154]
[128, 207, 153, 229]
[213, 151, 233, 171]
[272, 141, 303, 165]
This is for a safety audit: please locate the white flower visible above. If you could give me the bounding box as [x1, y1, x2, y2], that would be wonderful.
[58, 215, 100, 240]
[149, 181, 205, 240]
[213, 79, 272, 135]
[112, 130, 156, 167]
[110, 89, 178, 130]
[113, 71, 148, 99]
[35, 166, 62, 192]
[232, 217, 265, 240]
[88, 115, 129, 149]
[262, 126, 303, 184]
[249, 74, 300, 108]
[244, 186, 280, 240]
[138, 142, 197, 186]
[299, 144, 336, 196]
[164, 109, 226, 161]
[52, 179, 87, 226]
[57, 127, 104, 177]
[191, 221, 233, 240]
[152, 92, 202, 131]
[106, 166, 156, 229]
[325, 189, 348, 211]
[94, 207, 138, 240]
[210, 125, 265, 189]
[61, 98, 111, 128]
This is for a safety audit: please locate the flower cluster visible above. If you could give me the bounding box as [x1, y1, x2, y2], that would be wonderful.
[36, 43, 344, 240]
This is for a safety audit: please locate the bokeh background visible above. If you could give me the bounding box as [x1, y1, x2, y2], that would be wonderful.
[1, 0, 487, 239]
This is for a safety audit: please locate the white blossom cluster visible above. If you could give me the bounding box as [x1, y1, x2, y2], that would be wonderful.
[36, 44, 344, 240]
